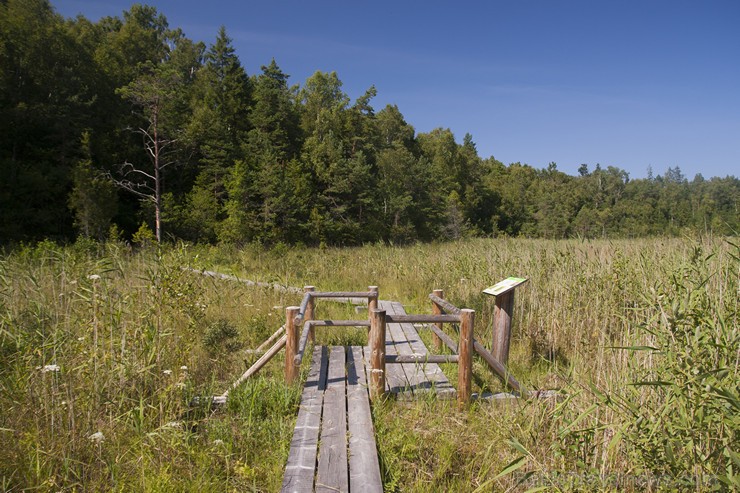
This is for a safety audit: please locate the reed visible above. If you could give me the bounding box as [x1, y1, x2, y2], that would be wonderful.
[1, 235, 735, 491]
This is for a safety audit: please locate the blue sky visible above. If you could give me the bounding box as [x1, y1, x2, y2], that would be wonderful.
[54, 0, 739, 179]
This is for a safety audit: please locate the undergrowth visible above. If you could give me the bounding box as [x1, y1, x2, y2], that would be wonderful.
[1, 236, 736, 491]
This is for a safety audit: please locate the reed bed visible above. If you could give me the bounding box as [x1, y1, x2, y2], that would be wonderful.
[1, 236, 736, 491]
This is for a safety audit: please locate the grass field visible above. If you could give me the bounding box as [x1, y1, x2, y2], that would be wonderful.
[1, 236, 737, 491]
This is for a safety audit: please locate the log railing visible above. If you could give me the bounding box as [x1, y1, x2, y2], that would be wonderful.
[365, 306, 476, 408]
[215, 284, 524, 408]
[429, 290, 524, 394]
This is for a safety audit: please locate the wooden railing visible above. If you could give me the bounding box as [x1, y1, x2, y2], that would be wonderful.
[213, 283, 524, 408]
[284, 286, 488, 408]
[429, 290, 524, 394]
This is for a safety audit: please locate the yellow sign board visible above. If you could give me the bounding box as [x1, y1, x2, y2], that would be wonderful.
[482, 277, 528, 296]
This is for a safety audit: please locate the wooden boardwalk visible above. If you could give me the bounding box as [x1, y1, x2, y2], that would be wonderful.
[281, 301, 455, 492]
[376, 300, 455, 400]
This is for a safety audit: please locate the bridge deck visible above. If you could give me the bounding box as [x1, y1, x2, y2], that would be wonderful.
[376, 300, 455, 400]
[281, 302, 456, 492]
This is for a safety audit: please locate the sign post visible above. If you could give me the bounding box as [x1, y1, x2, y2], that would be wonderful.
[483, 277, 528, 366]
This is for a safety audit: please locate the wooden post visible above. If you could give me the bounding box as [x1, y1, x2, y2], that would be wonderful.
[492, 290, 515, 366]
[458, 309, 475, 409]
[304, 286, 315, 344]
[431, 288, 444, 351]
[369, 308, 386, 401]
[368, 286, 378, 311]
[285, 306, 300, 384]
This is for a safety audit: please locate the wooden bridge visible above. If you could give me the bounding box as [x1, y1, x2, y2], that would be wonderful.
[281, 299, 460, 492]
[197, 276, 533, 493]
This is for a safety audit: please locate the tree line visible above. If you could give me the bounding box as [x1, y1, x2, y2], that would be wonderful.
[2, 1, 738, 246]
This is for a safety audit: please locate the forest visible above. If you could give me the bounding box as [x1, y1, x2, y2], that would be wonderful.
[2, 0, 738, 246]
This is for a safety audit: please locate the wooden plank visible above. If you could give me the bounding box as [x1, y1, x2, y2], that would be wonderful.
[377, 301, 410, 396]
[281, 346, 328, 493]
[397, 313, 456, 400]
[347, 347, 382, 493]
[316, 346, 348, 493]
[386, 301, 431, 399]
[185, 267, 303, 294]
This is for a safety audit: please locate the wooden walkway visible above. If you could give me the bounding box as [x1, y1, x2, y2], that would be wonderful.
[376, 300, 455, 400]
[281, 301, 455, 492]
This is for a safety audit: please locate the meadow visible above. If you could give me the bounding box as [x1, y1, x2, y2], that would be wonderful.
[1, 236, 737, 492]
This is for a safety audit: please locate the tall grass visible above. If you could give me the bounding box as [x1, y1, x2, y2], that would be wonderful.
[1, 236, 736, 491]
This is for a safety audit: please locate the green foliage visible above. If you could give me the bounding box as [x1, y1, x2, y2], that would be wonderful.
[618, 242, 739, 488]
[132, 221, 155, 246]
[1, 2, 738, 245]
[202, 319, 241, 354]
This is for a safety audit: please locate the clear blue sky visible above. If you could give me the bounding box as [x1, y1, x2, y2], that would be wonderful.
[54, 0, 739, 179]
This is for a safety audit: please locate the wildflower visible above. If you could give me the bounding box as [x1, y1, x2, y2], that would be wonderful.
[180, 365, 188, 371]
[41, 364, 60, 373]
[87, 274, 101, 281]
[88, 431, 105, 444]
[163, 369, 172, 376]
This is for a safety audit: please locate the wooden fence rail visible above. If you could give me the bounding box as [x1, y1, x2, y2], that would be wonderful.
[429, 290, 524, 393]
[203, 281, 528, 409]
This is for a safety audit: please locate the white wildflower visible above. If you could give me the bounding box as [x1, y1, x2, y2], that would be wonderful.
[180, 365, 188, 371]
[88, 431, 105, 444]
[41, 364, 60, 373]
[163, 369, 172, 376]
[87, 274, 101, 281]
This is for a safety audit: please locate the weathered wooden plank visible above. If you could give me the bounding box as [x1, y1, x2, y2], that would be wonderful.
[316, 347, 348, 493]
[378, 301, 412, 397]
[185, 267, 304, 294]
[281, 346, 328, 493]
[396, 311, 456, 399]
[347, 347, 382, 493]
[386, 301, 430, 398]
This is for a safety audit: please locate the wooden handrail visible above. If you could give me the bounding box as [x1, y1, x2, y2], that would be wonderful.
[385, 314, 460, 324]
[386, 354, 459, 364]
[293, 319, 372, 366]
[219, 333, 288, 401]
[310, 291, 378, 298]
[429, 293, 462, 315]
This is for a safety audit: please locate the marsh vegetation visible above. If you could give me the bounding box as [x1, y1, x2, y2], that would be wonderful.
[1, 236, 737, 491]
